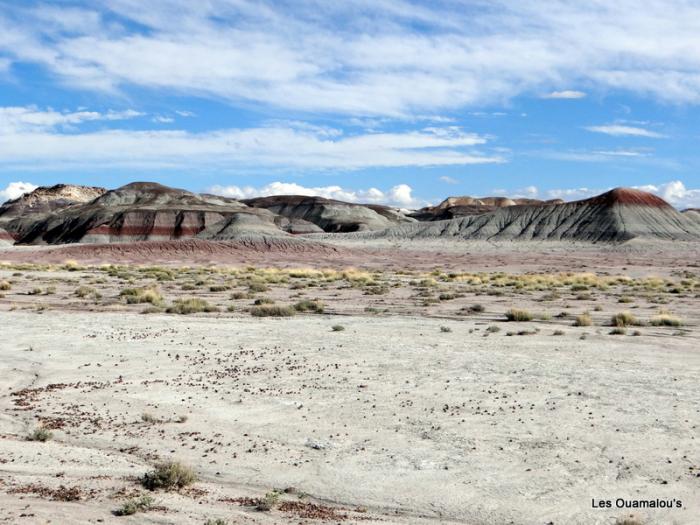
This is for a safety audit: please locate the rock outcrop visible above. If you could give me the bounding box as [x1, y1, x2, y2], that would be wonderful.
[409, 196, 563, 221]
[0, 184, 106, 221]
[361, 188, 700, 242]
[242, 195, 415, 232]
[8, 182, 285, 244]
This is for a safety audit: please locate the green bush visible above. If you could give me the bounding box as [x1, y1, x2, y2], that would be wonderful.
[27, 427, 52, 442]
[114, 495, 154, 516]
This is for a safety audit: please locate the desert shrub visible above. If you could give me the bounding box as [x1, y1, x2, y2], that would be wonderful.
[141, 413, 160, 424]
[256, 491, 280, 511]
[649, 313, 683, 327]
[250, 305, 296, 317]
[332, 325, 345, 332]
[120, 287, 163, 305]
[440, 326, 452, 333]
[166, 298, 219, 315]
[141, 461, 197, 491]
[0, 280, 10, 290]
[573, 313, 592, 327]
[552, 329, 565, 336]
[438, 293, 456, 301]
[505, 308, 533, 322]
[230, 291, 250, 300]
[254, 297, 275, 305]
[611, 311, 639, 327]
[248, 282, 269, 293]
[181, 283, 196, 291]
[486, 325, 501, 333]
[618, 296, 634, 303]
[610, 327, 627, 335]
[27, 427, 52, 442]
[209, 285, 230, 292]
[205, 519, 228, 525]
[28, 287, 43, 295]
[469, 304, 485, 313]
[293, 299, 324, 313]
[114, 495, 154, 516]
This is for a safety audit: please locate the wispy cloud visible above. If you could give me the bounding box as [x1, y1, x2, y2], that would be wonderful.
[439, 176, 459, 184]
[3, 2, 700, 115]
[585, 124, 666, 138]
[0, 108, 503, 171]
[541, 90, 587, 99]
[0, 106, 142, 132]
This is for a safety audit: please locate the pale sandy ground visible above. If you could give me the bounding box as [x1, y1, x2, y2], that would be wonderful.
[1, 310, 699, 525]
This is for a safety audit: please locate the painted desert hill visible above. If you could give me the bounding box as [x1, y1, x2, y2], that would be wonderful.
[242, 195, 415, 232]
[358, 188, 700, 242]
[0, 182, 413, 245]
[409, 195, 564, 221]
[1, 183, 698, 246]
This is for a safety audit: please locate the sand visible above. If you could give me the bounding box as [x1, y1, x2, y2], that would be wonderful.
[0, 239, 698, 524]
[1, 309, 698, 524]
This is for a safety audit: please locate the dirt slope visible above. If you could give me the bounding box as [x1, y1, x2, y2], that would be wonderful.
[243, 195, 415, 232]
[360, 188, 700, 242]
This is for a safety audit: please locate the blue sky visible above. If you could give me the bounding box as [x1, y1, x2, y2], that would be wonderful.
[1, 0, 700, 209]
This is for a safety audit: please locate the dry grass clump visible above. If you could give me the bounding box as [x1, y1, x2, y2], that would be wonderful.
[293, 299, 325, 313]
[120, 287, 163, 306]
[141, 461, 197, 491]
[114, 495, 154, 516]
[505, 308, 534, 322]
[573, 313, 593, 327]
[75, 285, 98, 298]
[166, 298, 219, 314]
[27, 426, 52, 442]
[611, 311, 640, 327]
[649, 312, 683, 327]
[248, 282, 270, 293]
[0, 280, 10, 291]
[250, 304, 296, 317]
[610, 327, 627, 335]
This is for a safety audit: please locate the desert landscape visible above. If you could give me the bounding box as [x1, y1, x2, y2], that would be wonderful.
[0, 182, 699, 524]
[3, 2, 700, 524]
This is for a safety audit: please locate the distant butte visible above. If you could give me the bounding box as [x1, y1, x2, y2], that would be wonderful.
[0, 182, 698, 245]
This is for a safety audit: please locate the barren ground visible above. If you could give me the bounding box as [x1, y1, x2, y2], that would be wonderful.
[0, 240, 698, 525]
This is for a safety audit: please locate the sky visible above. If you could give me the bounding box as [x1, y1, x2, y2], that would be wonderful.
[1, 1, 700, 209]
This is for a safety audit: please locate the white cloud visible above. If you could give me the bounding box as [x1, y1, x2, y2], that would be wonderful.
[4, 2, 700, 114]
[439, 176, 459, 184]
[633, 180, 700, 209]
[541, 90, 587, 99]
[207, 182, 424, 207]
[0, 106, 142, 133]
[585, 124, 666, 138]
[0, 114, 502, 170]
[545, 181, 700, 208]
[0, 181, 38, 202]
